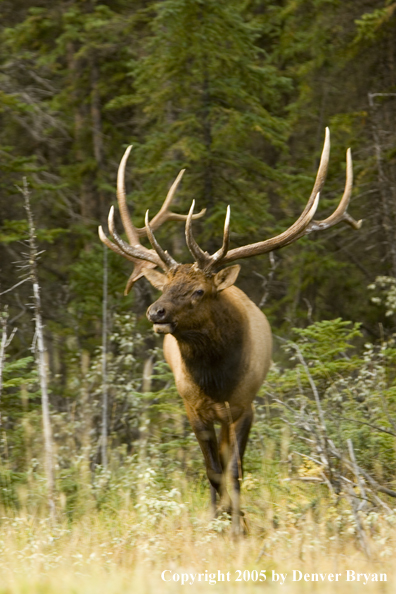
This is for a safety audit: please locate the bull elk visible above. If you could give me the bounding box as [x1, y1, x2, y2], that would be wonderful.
[99, 128, 361, 534]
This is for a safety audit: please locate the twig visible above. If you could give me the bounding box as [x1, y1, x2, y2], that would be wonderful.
[0, 278, 30, 296]
[293, 345, 326, 429]
[365, 486, 393, 514]
[328, 445, 396, 498]
[330, 414, 396, 437]
[257, 252, 279, 308]
[344, 482, 371, 559]
[378, 390, 396, 435]
[292, 451, 322, 466]
[282, 476, 323, 482]
[320, 472, 336, 496]
[347, 439, 368, 511]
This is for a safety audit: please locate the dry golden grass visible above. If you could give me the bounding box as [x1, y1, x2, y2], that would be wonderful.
[0, 468, 394, 593]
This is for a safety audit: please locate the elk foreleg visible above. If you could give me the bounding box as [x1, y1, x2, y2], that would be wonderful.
[219, 422, 231, 510]
[229, 406, 253, 535]
[188, 416, 231, 517]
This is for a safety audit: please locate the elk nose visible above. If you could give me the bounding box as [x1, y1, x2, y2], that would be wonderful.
[147, 303, 167, 323]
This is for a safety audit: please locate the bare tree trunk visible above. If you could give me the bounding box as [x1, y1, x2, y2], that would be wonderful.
[0, 308, 17, 429]
[101, 245, 108, 469]
[137, 356, 153, 498]
[201, 64, 215, 252]
[78, 349, 93, 509]
[80, 350, 91, 468]
[22, 179, 56, 522]
[368, 92, 396, 277]
[67, 42, 93, 222]
[142, 356, 153, 395]
[91, 57, 103, 168]
[138, 356, 153, 467]
[0, 312, 7, 428]
[91, 54, 106, 220]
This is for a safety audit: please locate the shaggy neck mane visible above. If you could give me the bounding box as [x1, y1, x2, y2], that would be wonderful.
[174, 294, 245, 402]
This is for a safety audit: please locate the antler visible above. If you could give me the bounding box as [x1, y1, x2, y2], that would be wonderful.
[98, 146, 206, 294]
[296, 147, 362, 235]
[185, 128, 361, 271]
[185, 201, 231, 270]
[100, 129, 361, 290]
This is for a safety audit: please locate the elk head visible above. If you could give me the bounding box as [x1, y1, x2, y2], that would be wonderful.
[144, 264, 241, 335]
[99, 128, 362, 317]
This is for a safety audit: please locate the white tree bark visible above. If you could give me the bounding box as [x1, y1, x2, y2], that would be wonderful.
[101, 245, 108, 469]
[0, 309, 17, 428]
[0, 313, 7, 428]
[22, 178, 56, 522]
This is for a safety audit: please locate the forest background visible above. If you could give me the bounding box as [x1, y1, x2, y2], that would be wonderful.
[1, 0, 396, 591]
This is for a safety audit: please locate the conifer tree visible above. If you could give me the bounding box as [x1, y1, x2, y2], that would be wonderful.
[130, 0, 291, 251]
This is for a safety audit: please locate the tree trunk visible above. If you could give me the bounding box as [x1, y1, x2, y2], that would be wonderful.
[0, 312, 7, 428]
[368, 92, 396, 277]
[91, 54, 106, 220]
[138, 355, 154, 465]
[101, 245, 108, 469]
[67, 42, 94, 222]
[22, 179, 56, 522]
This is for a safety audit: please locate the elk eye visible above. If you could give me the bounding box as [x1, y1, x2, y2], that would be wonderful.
[192, 289, 204, 298]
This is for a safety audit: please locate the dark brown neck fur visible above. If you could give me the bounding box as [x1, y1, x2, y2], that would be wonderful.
[174, 293, 245, 402]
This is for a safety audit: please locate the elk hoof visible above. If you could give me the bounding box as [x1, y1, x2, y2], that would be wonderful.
[231, 515, 249, 538]
[215, 506, 232, 518]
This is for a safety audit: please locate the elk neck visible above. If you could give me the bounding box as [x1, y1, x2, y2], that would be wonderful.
[174, 290, 246, 402]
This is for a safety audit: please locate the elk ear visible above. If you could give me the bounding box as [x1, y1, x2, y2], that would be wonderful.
[142, 268, 167, 291]
[213, 265, 241, 292]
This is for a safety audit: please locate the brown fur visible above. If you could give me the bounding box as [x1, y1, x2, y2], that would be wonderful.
[145, 264, 272, 534]
[101, 130, 359, 536]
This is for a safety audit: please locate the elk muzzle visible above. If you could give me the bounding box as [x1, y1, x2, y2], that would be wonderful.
[147, 301, 176, 334]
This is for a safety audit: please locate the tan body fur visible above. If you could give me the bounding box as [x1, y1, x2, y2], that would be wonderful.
[100, 131, 360, 537]
[163, 286, 272, 426]
[144, 265, 272, 533]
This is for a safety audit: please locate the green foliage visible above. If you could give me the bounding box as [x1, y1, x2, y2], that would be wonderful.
[369, 276, 396, 320]
[0, 0, 396, 549]
[0, 219, 68, 243]
[131, 0, 291, 251]
[291, 318, 362, 364]
[354, 2, 396, 44]
[265, 318, 396, 481]
[2, 355, 35, 389]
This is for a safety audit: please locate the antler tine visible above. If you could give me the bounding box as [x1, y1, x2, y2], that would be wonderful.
[134, 171, 206, 237]
[117, 146, 140, 246]
[107, 206, 165, 269]
[282, 148, 362, 247]
[185, 201, 211, 269]
[220, 128, 362, 265]
[145, 210, 178, 269]
[221, 190, 321, 264]
[285, 126, 330, 222]
[124, 260, 157, 296]
[205, 206, 231, 271]
[98, 225, 139, 263]
[307, 148, 362, 233]
[159, 169, 186, 214]
[117, 145, 206, 241]
[305, 126, 330, 213]
[99, 223, 158, 294]
[100, 145, 193, 293]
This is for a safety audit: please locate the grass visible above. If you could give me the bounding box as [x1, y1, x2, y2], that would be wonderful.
[0, 462, 395, 593]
